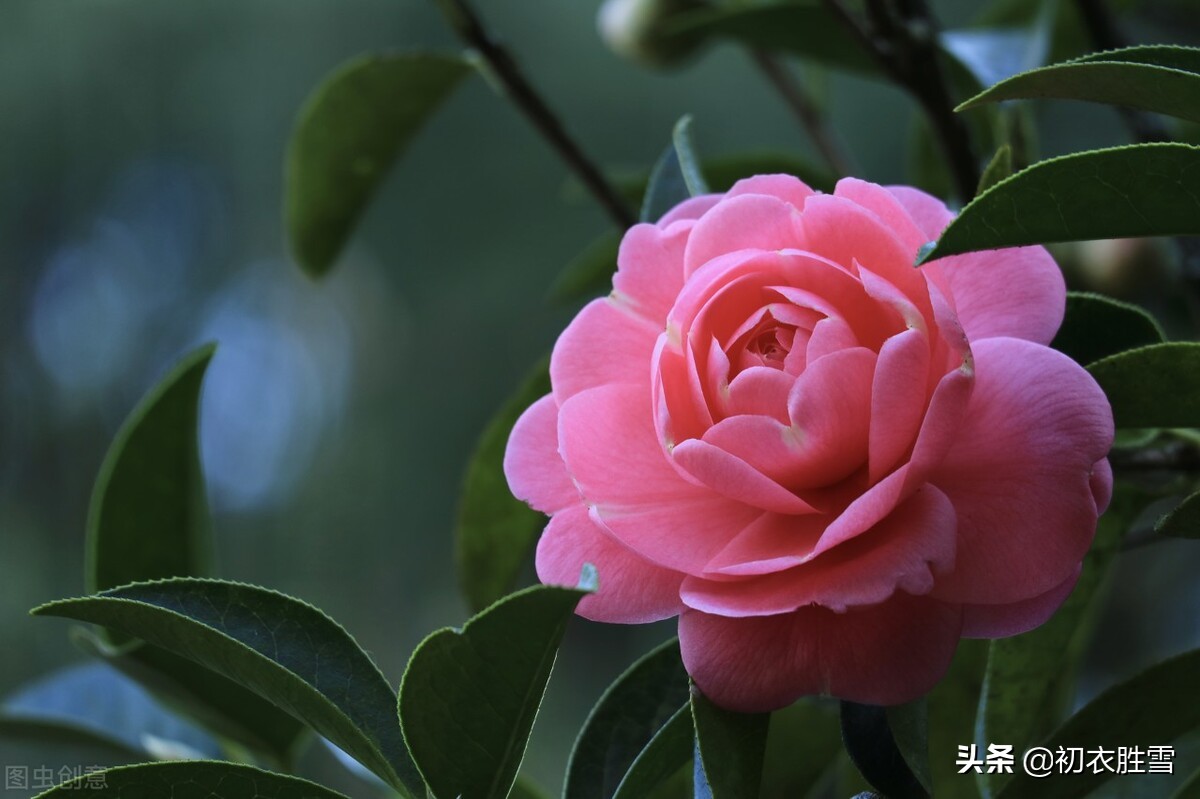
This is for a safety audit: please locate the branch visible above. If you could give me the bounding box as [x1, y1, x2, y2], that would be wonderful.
[748, 51, 856, 177]
[821, 0, 979, 202]
[434, 0, 637, 229]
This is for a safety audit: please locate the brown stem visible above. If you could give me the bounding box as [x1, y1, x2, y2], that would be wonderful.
[749, 50, 856, 177]
[821, 0, 980, 202]
[434, 0, 637, 229]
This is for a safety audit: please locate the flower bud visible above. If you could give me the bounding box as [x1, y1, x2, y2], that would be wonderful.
[597, 0, 708, 68]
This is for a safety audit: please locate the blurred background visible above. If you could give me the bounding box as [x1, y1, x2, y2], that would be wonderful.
[2, 0, 1199, 792]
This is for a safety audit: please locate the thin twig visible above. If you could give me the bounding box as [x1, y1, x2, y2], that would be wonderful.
[749, 50, 856, 177]
[821, 0, 980, 202]
[434, 0, 637, 229]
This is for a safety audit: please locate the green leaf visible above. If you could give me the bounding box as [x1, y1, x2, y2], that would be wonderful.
[957, 45, 1200, 123]
[975, 486, 1148, 797]
[841, 701, 929, 799]
[81, 346, 305, 761]
[887, 700, 932, 795]
[691, 690, 769, 799]
[641, 116, 708, 223]
[1173, 767, 1200, 799]
[917, 144, 1200, 262]
[87, 344, 215, 597]
[455, 357, 552, 611]
[612, 704, 694, 799]
[565, 638, 690, 799]
[31, 761, 350, 799]
[1051, 293, 1165, 367]
[664, 3, 879, 76]
[0, 716, 142, 761]
[69, 627, 304, 767]
[1156, 491, 1200, 539]
[285, 52, 472, 277]
[701, 151, 836, 194]
[927, 640, 988, 799]
[1088, 343, 1200, 428]
[760, 698, 841, 797]
[994, 648, 1200, 799]
[32, 578, 421, 797]
[511, 775, 552, 799]
[398, 584, 588, 799]
[976, 144, 1013, 196]
[549, 233, 622, 304]
[2, 661, 219, 760]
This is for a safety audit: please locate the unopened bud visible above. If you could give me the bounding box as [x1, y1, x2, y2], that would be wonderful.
[597, 0, 707, 68]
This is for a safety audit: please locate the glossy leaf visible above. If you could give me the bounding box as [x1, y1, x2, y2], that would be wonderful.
[1052, 293, 1165, 367]
[760, 699, 842, 797]
[31, 761, 350, 799]
[612, 704, 694, 799]
[2, 661, 219, 759]
[565, 638, 690, 799]
[69, 627, 304, 766]
[958, 45, 1200, 123]
[1088, 343, 1200, 428]
[285, 52, 472, 277]
[549, 233, 622, 304]
[976, 145, 1013, 196]
[917, 144, 1200, 262]
[887, 700, 932, 795]
[691, 690, 769, 799]
[642, 116, 707, 223]
[976, 486, 1147, 797]
[1173, 767, 1200, 799]
[995, 648, 1200, 799]
[87, 344, 214, 596]
[455, 357, 552, 611]
[1156, 491, 1200, 539]
[0, 716, 141, 762]
[32, 578, 421, 797]
[664, 3, 878, 76]
[398, 583, 589, 799]
[841, 701, 929, 799]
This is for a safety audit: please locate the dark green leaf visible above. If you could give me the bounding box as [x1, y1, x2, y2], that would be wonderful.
[565, 638, 690, 799]
[1173, 767, 1200, 799]
[701, 151, 836, 194]
[691, 690, 769, 799]
[31, 761, 350, 799]
[398, 584, 588, 799]
[641, 116, 707, 223]
[87, 344, 214, 596]
[0, 716, 141, 761]
[1088, 343, 1200, 428]
[958, 45, 1200, 123]
[840, 701, 929, 799]
[976, 486, 1148, 797]
[2, 661, 219, 759]
[664, 3, 879, 76]
[887, 700, 932, 795]
[285, 52, 472, 277]
[548, 233, 622, 304]
[760, 698, 841, 797]
[927, 640, 988, 799]
[1052, 293, 1165, 367]
[995, 648, 1200, 799]
[455, 357, 552, 611]
[32, 578, 421, 797]
[612, 704, 694, 799]
[69, 627, 304, 767]
[1156, 491, 1200, 539]
[511, 775, 552, 799]
[672, 116, 709, 197]
[977, 144, 1013, 196]
[917, 144, 1200, 262]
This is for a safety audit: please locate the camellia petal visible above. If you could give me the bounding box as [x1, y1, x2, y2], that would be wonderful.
[679, 593, 963, 712]
[503, 394, 577, 515]
[536, 504, 685, 623]
[550, 296, 660, 402]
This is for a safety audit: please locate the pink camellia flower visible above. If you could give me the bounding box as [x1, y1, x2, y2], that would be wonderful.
[504, 175, 1114, 712]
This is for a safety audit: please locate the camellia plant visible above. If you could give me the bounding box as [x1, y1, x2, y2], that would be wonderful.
[5, 0, 1200, 798]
